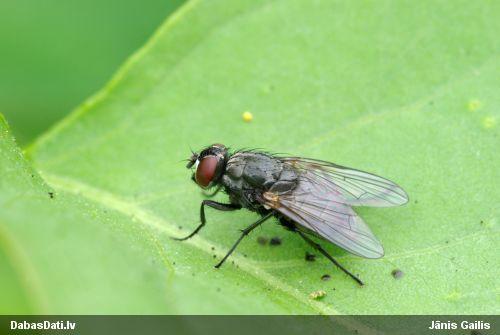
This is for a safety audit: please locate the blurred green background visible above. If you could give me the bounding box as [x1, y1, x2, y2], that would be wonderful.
[0, 0, 184, 145]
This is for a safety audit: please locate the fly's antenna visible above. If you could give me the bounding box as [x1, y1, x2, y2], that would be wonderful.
[185, 145, 199, 168]
[189, 144, 196, 156]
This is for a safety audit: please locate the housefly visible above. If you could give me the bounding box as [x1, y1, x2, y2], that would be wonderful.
[174, 144, 408, 285]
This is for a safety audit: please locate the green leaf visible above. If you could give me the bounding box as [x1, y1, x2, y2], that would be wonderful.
[0, 117, 309, 314]
[11, 0, 500, 313]
[0, 116, 179, 314]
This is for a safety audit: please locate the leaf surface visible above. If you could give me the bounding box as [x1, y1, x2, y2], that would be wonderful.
[13, 0, 500, 314]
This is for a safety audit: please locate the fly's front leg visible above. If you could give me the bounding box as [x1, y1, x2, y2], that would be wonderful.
[172, 200, 241, 241]
[202, 185, 222, 198]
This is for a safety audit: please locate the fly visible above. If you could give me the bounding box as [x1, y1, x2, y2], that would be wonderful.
[174, 144, 409, 286]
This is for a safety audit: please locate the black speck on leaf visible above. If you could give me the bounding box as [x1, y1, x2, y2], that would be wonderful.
[321, 274, 331, 281]
[305, 252, 316, 262]
[391, 269, 404, 279]
[257, 236, 268, 245]
[270, 237, 282, 246]
[48, 192, 54, 199]
[178, 225, 183, 230]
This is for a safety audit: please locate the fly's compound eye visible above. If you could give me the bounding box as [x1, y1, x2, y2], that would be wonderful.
[195, 155, 219, 188]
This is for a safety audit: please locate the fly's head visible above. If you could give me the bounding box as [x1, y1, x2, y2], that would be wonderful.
[186, 144, 228, 189]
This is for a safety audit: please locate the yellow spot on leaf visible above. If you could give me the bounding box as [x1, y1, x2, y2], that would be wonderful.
[467, 99, 481, 112]
[242, 111, 253, 122]
[482, 116, 496, 129]
[445, 290, 462, 301]
[309, 290, 326, 300]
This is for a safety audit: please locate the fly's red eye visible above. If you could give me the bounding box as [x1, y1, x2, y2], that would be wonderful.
[195, 155, 219, 188]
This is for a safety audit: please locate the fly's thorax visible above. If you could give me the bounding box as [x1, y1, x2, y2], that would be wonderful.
[242, 153, 282, 187]
[221, 152, 299, 211]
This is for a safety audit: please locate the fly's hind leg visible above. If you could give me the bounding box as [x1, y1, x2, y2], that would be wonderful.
[172, 200, 242, 241]
[297, 230, 364, 286]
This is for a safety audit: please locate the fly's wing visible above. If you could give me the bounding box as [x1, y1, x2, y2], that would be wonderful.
[261, 172, 384, 258]
[281, 157, 408, 207]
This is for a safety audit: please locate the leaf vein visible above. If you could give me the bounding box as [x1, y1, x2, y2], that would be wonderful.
[42, 172, 341, 315]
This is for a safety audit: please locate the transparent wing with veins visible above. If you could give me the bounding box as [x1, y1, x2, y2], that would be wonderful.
[260, 157, 408, 258]
[282, 157, 408, 207]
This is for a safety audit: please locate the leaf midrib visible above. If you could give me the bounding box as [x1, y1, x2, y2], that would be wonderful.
[41, 172, 340, 315]
[41, 171, 499, 316]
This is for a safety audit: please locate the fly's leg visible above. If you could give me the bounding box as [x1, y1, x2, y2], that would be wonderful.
[202, 185, 222, 198]
[172, 200, 242, 241]
[215, 212, 273, 268]
[297, 230, 364, 286]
